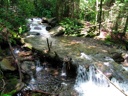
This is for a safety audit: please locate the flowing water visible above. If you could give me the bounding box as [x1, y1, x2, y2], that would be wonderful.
[27, 18, 51, 38]
[25, 18, 128, 96]
[35, 59, 43, 72]
[74, 53, 128, 96]
[60, 62, 67, 79]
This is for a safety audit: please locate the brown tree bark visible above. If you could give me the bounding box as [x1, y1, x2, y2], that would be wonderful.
[98, 0, 103, 34]
[123, 16, 128, 34]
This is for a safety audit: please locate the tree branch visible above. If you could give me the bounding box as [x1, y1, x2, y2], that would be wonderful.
[7, 33, 22, 83]
[46, 38, 52, 52]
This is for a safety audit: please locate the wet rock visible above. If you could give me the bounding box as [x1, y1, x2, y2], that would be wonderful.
[103, 72, 113, 80]
[42, 17, 57, 27]
[42, 17, 49, 23]
[122, 53, 128, 67]
[122, 63, 128, 67]
[16, 82, 25, 91]
[46, 27, 52, 31]
[34, 26, 42, 30]
[0, 57, 16, 71]
[18, 51, 32, 57]
[110, 52, 124, 63]
[95, 31, 108, 40]
[71, 89, 79, 96]
[20, 61, 35, 73]
[48, 17, 57, 27]
[49, 26, 65, 36]
[24, 30, 128, 94]
[22, 43, 32, 50]
[27, 32, 41, 36]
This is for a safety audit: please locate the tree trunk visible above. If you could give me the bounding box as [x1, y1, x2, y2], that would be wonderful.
[55, 0, 80, 21]
[95, 0, 99, 24]
[123, 16, 128, 33]
[98, 0, 103, 34]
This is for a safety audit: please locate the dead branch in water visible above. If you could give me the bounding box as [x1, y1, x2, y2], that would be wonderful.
[8, 39, 22, 83]
[6, 30, 22, 84]
[46, 38, 52, 52]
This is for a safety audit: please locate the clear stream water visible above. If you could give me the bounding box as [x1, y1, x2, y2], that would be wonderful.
[26, 18, 128, 96]
[27, 18, 51, 38]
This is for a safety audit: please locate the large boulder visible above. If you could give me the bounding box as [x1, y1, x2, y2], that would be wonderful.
[122, 53, 128, 67]
[0, 57, 16, 71]
[49, 26, 65, 36]
[42, 17, 58, 27]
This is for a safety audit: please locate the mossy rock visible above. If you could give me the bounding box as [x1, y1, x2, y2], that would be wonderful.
[0, 57, 16, 71]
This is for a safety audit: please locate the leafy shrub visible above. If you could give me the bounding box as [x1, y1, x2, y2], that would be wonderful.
[0, 1, 28, 45]
[60, 18, 83, 36]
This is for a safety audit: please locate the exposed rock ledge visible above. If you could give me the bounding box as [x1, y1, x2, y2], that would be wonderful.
[23, 36, 128, 82]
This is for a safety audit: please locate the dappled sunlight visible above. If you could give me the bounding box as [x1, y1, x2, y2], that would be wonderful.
[0, 0, 128, 95]
[87, 45, 96, 48]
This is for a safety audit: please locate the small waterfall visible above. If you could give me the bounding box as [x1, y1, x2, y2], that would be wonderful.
[25, 59, 42, 90]
[122, 65, 128, 71]
[28, 71, 37, 90]
[60, 62, 67, 79]
[74, 65, 127, 96]
[80, 53, 92, 60]
[111, 78, 128, 95]
[35, 59, 43, 72]
[27, 18, 51, 38]
[30, 73, 36, 84]
[74, 53, 128, 96]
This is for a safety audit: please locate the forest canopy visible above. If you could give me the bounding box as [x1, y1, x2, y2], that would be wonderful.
[0, 0, 128, 45]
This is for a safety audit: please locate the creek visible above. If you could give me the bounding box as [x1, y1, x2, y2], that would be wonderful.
[22, 18, 128, 96]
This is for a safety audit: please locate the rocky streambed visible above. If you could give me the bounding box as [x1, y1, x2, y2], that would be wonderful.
[0, 18, 128, 96]
[24, 35, 128, 96]
[23, 17, 128, 95]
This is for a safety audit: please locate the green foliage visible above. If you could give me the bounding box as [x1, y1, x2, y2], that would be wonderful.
[79, 0, 96, 21]
[1, 90, 16, 96]
[32, 0, 57, 18]
[18, 25, 28, 34]
[0, 0, 127, 42]
[60, 18, 83, 36]
[0, 0, 56, 43]
[0, 0, 29, 45]
[17, 0, 36, 17]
